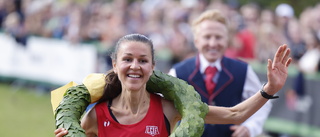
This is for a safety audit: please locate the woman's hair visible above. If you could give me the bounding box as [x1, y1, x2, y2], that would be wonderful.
[111, 33, 155, 65]
[98, 34, 155, 103]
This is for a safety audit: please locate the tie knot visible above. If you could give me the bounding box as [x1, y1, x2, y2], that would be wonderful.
[205, 66, 217, 74]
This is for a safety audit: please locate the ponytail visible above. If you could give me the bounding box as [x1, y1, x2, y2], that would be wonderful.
[97, 69, 122, 103]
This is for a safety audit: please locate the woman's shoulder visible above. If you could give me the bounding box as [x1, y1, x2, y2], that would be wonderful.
[81, 107, 98, 136]
[159, 95, 180, 115]
[158, 94, 181, 128]
[151, 93, 172, 105]
[160, 97, 173, 107]
[82, 106, 97, 124]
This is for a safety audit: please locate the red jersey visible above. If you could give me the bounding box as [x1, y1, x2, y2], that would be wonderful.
[95, 94, 169, 137]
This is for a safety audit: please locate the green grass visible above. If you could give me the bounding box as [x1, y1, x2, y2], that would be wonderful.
[0, 83, 55, 137]
[264, 117, 320, 137]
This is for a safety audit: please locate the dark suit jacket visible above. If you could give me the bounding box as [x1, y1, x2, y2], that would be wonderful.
[173, 55, 248, 137]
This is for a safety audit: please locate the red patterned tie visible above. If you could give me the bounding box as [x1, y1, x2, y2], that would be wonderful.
[205, 66, 218, 95]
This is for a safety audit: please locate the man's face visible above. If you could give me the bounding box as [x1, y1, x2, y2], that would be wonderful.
[194, 20, 228, 63]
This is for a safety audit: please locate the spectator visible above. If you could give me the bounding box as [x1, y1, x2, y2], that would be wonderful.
[256, 9, 281, 63]
[168, 9, 273, 137]
[3, 11, 28, 46]
[235, 3, 260, 60]
[0, 0, 9, 30]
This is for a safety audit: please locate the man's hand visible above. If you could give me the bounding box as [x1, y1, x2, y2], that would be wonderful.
[230, 125, 250, 137]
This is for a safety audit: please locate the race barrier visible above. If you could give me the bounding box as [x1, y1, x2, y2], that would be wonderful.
[253, 63, 320, 136]
[0, 33, 97, 86]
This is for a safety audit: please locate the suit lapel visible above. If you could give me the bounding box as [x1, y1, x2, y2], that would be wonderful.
[188, 55, 209, 99]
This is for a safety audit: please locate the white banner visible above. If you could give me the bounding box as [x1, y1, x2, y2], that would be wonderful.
[0, 33, 97, 86]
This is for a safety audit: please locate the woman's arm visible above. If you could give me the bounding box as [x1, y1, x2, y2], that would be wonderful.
[81, 108, 98, 137]
[161, 98, 182, 131]
[205, 91, 269, 124]
[205, 44, 292, 125]
[54, 108, 98, 137]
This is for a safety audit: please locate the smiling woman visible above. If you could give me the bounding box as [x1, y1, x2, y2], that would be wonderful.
[98, 34, 156, 102]
[55, 34, 180, 137]
[112, 39, 155, 92]
[55, 33, 292, 137]
[91, 34, 175, 137]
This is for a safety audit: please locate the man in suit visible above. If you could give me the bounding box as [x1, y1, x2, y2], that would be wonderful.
[168, 9, 272, 137]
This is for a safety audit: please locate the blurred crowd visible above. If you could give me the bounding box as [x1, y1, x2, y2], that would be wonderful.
[0, 0, 320, 73]
[1, 1, 320, 136]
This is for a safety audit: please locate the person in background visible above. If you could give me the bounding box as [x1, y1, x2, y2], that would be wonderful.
[256, 9, 282, 63]
[236, 3, 260, 60]
[168, 9, 272, 137]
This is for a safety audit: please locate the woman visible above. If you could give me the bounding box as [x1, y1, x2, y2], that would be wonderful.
[55, 33, 291, 137]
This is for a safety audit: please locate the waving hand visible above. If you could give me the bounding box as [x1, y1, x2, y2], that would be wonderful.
[265, 44, 292, 95]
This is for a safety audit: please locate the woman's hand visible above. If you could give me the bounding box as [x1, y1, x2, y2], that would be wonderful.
[54, 128, 68, 137]
[265, 44, 292, 94]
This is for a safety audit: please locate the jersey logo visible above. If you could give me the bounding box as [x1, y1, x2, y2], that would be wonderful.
[104, 120, 110, 127]
[145, 126, 160, 136]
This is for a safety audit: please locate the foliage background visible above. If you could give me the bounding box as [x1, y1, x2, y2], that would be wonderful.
[224, 0, 320, 17]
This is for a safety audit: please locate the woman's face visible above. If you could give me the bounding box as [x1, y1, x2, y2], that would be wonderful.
[113, 41, 154, 92]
